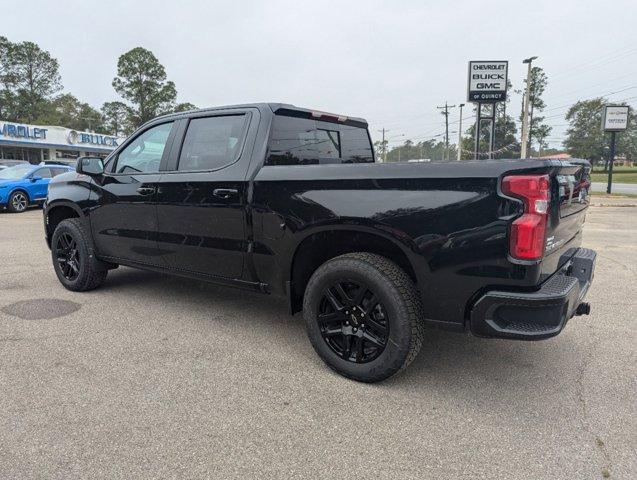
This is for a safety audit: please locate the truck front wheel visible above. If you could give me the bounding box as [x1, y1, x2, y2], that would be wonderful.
[51, 218, 107, 292]
[303, 252, 424, 382]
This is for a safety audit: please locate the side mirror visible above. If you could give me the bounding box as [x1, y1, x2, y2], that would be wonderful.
[30, 176, 42, 182]
[77, 156, 104, 176]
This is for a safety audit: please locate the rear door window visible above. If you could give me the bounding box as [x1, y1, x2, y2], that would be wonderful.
[33, 168, 52, 179]
[266, 115, 373, 166]
[50, 167, 68, 177]
[177, 115, 247, 171]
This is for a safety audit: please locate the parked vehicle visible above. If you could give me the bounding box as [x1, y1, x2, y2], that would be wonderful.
[43, 160, 79, 167]
[43, 103, 596, 382]
[567, 158, 592, 197]
[0, 160, 28, 170]
[0, 163, 73, 213]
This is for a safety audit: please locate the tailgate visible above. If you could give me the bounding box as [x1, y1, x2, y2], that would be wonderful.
[542, 163, 589, 276]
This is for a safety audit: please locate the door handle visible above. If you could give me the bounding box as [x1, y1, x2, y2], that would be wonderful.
[137, 186, 156, 195]
[213, 188, 238, 199]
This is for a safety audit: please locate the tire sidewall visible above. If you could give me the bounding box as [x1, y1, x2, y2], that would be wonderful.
[51, 220, 91, 290]
[304, 258, 414, 382]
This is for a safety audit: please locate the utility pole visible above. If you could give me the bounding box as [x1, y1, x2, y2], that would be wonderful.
[377, 128, 389, 162]
[457, 103, 465, 161]
[437, 102, 456, 161]
[520, 56, 538, 159]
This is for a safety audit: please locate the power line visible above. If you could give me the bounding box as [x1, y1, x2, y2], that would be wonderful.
[549, 47, 637, 83]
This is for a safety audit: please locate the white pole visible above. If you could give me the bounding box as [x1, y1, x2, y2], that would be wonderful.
[457, 103, 464, 161]
[520, 57, 537, 159]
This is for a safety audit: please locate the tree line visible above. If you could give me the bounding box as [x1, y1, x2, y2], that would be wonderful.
[381, 66, 636, 162]
[1, 37, 634, 161]
[0, 37, 196, 136]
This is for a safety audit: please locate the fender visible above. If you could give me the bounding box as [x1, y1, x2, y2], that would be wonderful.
[7, 187, 31, 202]
[285, 222, 428, 281]
[280, 223, 431, 315]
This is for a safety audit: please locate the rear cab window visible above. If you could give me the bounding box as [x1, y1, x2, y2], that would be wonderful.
[177, 115, 247, 171]
[266, 112, 374, 166]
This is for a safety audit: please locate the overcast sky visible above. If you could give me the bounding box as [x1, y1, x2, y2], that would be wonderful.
[3, 0, 636, 147]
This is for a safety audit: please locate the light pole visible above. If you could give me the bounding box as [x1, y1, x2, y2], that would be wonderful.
[377, 128, 389, 162]
[520, 56, 538, 159]
[457, 103, 465, 161]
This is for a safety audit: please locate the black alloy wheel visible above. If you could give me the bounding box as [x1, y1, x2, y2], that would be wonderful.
[304, 252, 424, 383]
[50, 218, 108, 291]
[55, 232, 81, 281]
[318, 280, 389, 363]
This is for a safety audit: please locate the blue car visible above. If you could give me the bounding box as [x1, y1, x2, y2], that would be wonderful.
[0, 163, 74, 213]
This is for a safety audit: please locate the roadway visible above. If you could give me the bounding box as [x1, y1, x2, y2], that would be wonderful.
[1, 203, 635, 479]
[591, 182, 637, 195]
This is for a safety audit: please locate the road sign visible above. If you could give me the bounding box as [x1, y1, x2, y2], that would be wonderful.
[602, 105, 630, 132]
[467, 61, 508, 103]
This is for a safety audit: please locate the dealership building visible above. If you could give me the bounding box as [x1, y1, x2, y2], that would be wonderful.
[0, 120, 126, 164]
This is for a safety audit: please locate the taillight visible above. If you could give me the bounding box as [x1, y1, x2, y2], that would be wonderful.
[501, 174, 550, 261]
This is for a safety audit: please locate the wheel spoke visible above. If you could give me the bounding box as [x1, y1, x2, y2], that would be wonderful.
[59, 235, 70, 250]
[363, 294, 379, 315]
[318, 311, 341, 324]
[318, 279, 389, 364]
[69, 261, 79, 274]
[334, 283, 352, 306]
[341, 335, 352, 359]
[354, 335, 364, 362]
[362, 330, 384, 348]
[61, 262, 71, 277]
[365, 316, 387, 334]
[325, 287, 344, 311]
[323, 327, 342, 337]
[353, 285, 368, 307]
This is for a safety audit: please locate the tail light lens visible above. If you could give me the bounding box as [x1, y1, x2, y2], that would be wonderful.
[501, 174, 550, 261]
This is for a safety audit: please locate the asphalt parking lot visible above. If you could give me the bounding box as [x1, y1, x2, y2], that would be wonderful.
[1, 203, 635, 479]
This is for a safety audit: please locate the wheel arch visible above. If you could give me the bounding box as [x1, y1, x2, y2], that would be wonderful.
[9, 187, 30, 201]
[45, 201, 84, 245]
[287, 227, 420, 315]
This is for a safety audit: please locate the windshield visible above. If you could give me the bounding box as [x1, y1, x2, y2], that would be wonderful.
[0, 164, 32, 180]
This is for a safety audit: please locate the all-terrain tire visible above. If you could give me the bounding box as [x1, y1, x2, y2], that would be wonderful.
[303, 252, 424, 382]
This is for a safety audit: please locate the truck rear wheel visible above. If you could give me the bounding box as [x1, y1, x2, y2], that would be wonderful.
[303, 252, 424, 382]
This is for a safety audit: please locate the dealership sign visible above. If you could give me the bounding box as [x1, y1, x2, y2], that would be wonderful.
[601, 105, 630, 132]
[0, 123, 48, 140]
[467, 61, 508, 103]
[0, 121, 124, 150]
[67, 130, 119, 147]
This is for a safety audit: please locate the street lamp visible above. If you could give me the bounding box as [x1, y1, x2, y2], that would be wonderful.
[520, 56, 538, 159]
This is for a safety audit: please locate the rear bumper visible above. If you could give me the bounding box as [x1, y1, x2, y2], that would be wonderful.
[470, 247, 596, 340]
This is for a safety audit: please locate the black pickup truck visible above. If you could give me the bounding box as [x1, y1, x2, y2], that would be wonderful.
[43, 103, 596, 382]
